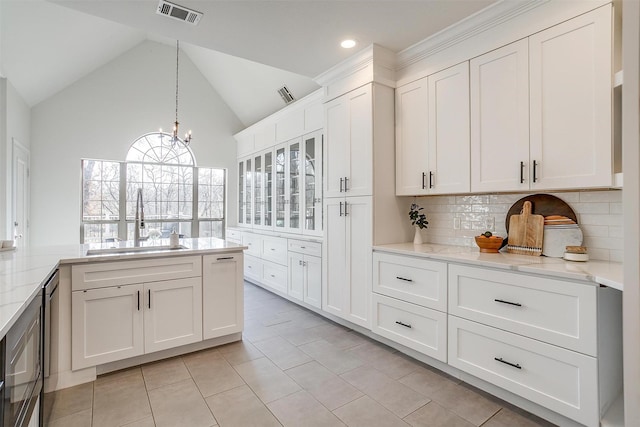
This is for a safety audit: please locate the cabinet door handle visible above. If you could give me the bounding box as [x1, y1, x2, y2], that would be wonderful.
[494, 357, 522, 370]
[300, 246, 306, 249]
[148, 289, 151, 309]
[339, 177, 344, 192]
[520, 161, 525, 184]
[422, 172, 426, 190]
[344, 177, 349, 192]
[396, 276, 413, 283]
[270, 248, 276, 251]
[494, 299, 522, 307]
[137, 290, 140, 311]
[533, 160, 538, 183]
[395, 321, 412, 329]
[299, 260, 303, 265]
[429, 171, 434, 189]
[344, 201, 349, 216]
[217, 256, 234, 261]
[339, 201, 343, 217]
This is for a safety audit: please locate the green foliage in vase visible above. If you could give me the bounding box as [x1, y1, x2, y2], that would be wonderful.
[409, 203, 429, 229]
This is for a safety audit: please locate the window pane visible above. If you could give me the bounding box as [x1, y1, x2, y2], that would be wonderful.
[127, 221, 192, 240]
[198, 167, 225, 220]
[199, 220, 223, 239]
[82, 160, 120, 221]
[83, 223, 119, 244]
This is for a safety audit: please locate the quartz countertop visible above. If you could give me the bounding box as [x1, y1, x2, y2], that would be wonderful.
[374, 242, 623, 291]
[0, 238, 246, 338]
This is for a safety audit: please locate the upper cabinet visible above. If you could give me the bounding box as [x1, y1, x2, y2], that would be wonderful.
[324, 84, 373, 198]
[396, 62, 470, 196]
[529, 5, 612, 190]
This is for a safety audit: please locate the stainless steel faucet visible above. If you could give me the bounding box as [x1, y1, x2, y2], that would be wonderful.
[134, 188, 145, 247]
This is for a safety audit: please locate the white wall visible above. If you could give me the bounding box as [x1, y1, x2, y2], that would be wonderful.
[0, 78, 6, 240]
[30, 40, 243, 246]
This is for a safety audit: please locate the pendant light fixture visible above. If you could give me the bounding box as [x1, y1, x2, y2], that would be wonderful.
[162, 40, 192, 147]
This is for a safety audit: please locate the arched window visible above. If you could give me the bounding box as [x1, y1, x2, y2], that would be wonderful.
[81, 133, 226, 243]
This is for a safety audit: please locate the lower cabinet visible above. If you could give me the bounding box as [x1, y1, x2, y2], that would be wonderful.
[72, 276, 202, 370]
[202, 254, 244, 340]
[288, 251, 322, 309]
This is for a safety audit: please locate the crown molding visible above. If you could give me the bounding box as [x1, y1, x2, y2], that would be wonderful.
[396, 0, 549, 71]
[313, 44, 396, 88]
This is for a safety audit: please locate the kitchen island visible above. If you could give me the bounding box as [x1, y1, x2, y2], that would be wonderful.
[0, 237, 246, 393]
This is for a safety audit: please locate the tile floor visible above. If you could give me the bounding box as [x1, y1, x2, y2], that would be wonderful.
[44, 282, 556, 427]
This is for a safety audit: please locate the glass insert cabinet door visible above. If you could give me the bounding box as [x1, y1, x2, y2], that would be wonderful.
[264, 152, 273, 227]
[253, 154, 262, 226]
[275, 145, 286, 229]
[303, 130, 323, 235]
[245, 158, 252, 225]
[288, 140, 301, 232]
[238, 160, 244, 225]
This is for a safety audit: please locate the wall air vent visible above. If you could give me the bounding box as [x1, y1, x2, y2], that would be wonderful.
[156, 1, 202, 25]
[278, 86, 295, 105]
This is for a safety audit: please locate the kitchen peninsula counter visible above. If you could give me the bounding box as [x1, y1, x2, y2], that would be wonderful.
[0, 238, 246, 338]
[374, 242, 623, 291]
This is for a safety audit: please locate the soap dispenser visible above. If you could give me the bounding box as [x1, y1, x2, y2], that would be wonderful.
[170, 228, 179, 248]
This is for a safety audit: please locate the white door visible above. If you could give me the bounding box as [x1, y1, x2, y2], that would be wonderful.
[323, 198, 346, 317]
[324, 96, 349, 198]
[427, 62, 471, 194]
[304, 255, 322, 309]
[288, 251, 305, 301]
[202, 254, 243, 340]
[144, 277, 202, 353]
[346, 85, 373, 197]
[12, 139, 30, 246]
[471, 39, 530, 192]
[71, 284, 144, 370]
[395, 78, 429, 196]
[345, 196, 372, 328]
[529, 5, 612, 189]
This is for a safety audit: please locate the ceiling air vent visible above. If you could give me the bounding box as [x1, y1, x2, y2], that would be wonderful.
[278, 86, 295, 105]
[156, 1, 202, 25]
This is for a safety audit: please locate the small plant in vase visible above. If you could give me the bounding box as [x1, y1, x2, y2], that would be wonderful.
[409, 203, 428, 245]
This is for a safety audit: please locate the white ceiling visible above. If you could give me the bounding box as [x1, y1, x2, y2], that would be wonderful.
[1, 0, 496, 127]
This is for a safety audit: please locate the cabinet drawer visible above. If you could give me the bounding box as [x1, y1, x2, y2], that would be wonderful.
[72, 256, 202, 291]
[262, 262, 287, 294]
[226, 229, 242, 243]
[244, 254, 263, 282]
[372, 294, 447, 362]
[262, 236, 288, 265]
[242, 233, 262, 257]
[448, 316, 598, 427]
[448, 264, 597, 356]
[288, 239, 322, 257]
[373, 252, 447, 311]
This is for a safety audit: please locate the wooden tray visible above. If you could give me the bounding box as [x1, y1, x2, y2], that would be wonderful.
[505, 194, 577, 232]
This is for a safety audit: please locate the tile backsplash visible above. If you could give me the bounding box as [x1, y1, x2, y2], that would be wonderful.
[411, 190, 623, 262]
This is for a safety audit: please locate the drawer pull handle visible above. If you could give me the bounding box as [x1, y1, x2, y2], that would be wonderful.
[494, 299, 522, 307]
[217, 257, 234, 261]
[494, 357, 521, 370]
[396, 276, 413, 283]
[395, 321, 412, 329]
[300, 246, 306, 249]
[270, 274, 275, 278]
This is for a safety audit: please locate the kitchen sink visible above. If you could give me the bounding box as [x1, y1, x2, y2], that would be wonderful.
[86, 245, 188, 256]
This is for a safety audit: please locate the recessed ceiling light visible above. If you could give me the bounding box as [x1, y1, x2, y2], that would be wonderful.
[341, 39, 357, 49]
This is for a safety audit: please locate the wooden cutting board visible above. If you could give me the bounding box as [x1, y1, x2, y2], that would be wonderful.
[507, 201, 544, 256]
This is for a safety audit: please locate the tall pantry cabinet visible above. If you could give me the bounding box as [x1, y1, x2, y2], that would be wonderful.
[322, 81, 401, 329]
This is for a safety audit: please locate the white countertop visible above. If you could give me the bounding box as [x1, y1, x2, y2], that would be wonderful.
[0, 238, 246, 338]
[374, 242, 623, 291]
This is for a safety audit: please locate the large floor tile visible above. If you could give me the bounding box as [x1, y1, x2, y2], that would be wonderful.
[233, 357, 301, 403]
[482, 408, 555, 427]
[47, 409, 92, 427]
[429, 382, 501, 426]
[141, 356, 191, 390]
[403, 402, 474, 427]
[299, 339, 364, 374]
[185, 353, 245, 397]
[45, 382, 93, 422]
[121, 416, 157, 427]
[93, 368, 152, 427]
[253, 336, 312, 370]
[268, 390, 346, 427]
[285, 361, 363, 410]
[398, 366, 458, 398]
[347, 342, 421, 380]
[340, 366, 430, 418]
[332, 395, 410, 427]
[205, 385, 281, 427]
[217, 339, 264, 366]
[147, 378, 217, 427]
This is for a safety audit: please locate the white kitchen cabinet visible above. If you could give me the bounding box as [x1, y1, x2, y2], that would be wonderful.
[470, 39, 530, 192]
[302, 130, 323, 236]
[238, 156, 253, 227]
[274, 139, 302, 233]
[144, 277, 202, 353]
[288, 240, 322, 309]
[202, 254, 244, 340]
[72, 284, 144, 370]
[323, 196, 372, 328]
[324, 84, 373, 198]
[395, 62, 470, 195]
[529, 5, 612, 190]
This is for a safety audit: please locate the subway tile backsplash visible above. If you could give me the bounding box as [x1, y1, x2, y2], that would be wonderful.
[411, 190, 623, 262]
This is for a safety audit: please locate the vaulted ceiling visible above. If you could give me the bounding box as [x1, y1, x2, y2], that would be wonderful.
[1, 0, 496, 127]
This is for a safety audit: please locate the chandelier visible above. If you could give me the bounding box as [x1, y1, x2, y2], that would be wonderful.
[162, 40, 192, 146]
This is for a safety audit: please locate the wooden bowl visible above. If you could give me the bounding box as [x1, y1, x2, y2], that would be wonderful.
[474, 235, 504, 253]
